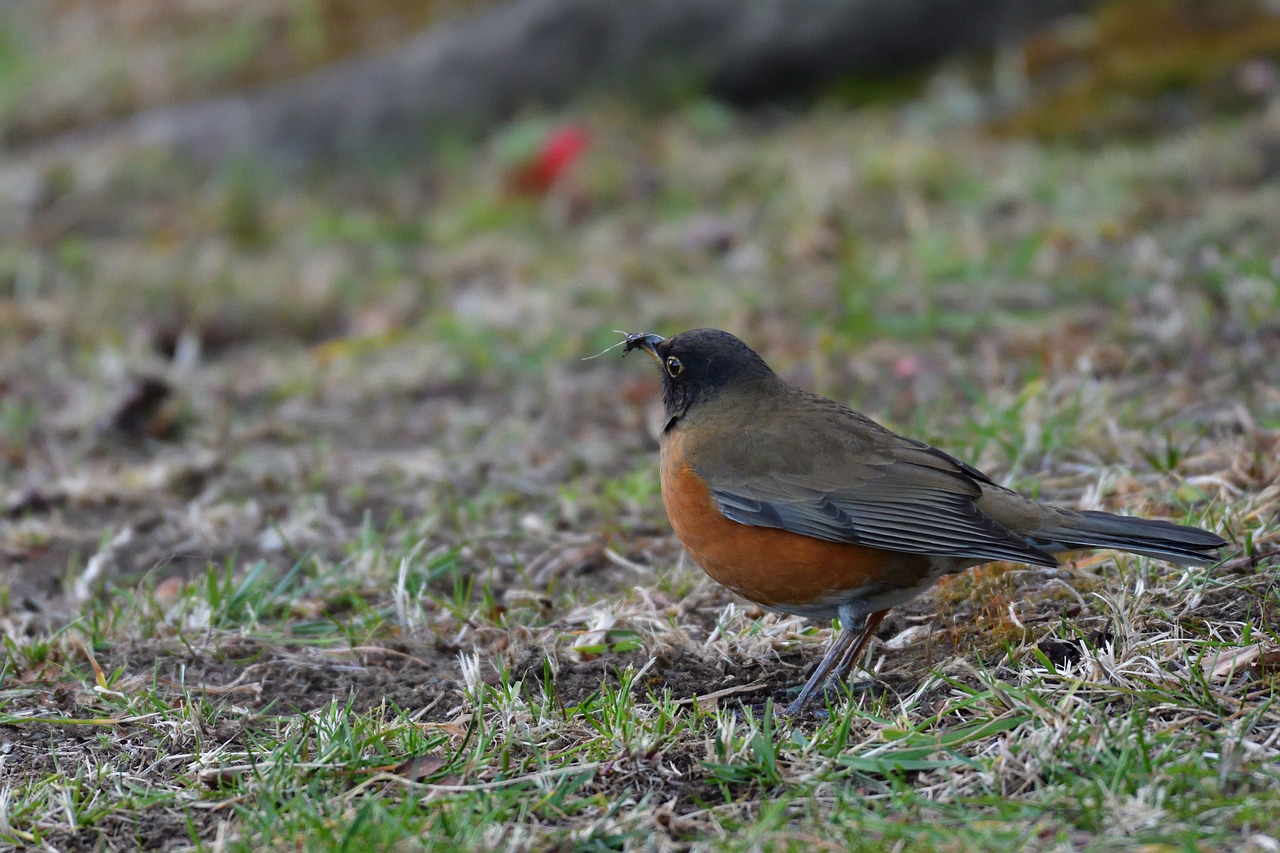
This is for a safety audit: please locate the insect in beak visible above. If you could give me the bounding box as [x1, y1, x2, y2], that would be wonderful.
[621, 332, 664, 362]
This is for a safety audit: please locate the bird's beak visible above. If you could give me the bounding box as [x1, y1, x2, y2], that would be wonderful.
[622, 332, 664, 362]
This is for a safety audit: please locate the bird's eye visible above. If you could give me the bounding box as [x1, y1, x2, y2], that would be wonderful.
[665, 356, 684, 378]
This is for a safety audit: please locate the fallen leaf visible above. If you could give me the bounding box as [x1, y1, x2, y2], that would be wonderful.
[199, 768, 243, 790]
[506, 124, 591, 195]
[1252, 650, 1280, 677]
[1203, 644, 1263, 680]
[884, 625, 932, 651]
[393, 754, 448, 782]
[105, 376, 177, 439]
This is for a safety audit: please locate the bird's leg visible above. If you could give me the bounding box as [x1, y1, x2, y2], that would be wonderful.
[785, 624, 856, 715]
[784, 607, 888, 715]
[828, 608, 888, 686]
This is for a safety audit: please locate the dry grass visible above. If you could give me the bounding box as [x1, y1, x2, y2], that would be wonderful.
[2, 2, 1280, 850]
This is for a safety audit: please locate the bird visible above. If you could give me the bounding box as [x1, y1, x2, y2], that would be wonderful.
[622, 328, 1228, 714]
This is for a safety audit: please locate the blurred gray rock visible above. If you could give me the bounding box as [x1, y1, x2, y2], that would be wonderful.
[89, 0, 1089, 167]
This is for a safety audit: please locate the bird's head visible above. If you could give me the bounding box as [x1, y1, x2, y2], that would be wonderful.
[623, 328, 775, 426]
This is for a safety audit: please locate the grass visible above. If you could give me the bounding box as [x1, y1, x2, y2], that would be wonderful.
[2, 2, 1280, 850]
[7, 616, 1280, 849]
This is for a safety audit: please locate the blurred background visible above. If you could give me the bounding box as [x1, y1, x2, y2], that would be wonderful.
[5, 6, 1280, 847]
[1, 0, 1278, 613]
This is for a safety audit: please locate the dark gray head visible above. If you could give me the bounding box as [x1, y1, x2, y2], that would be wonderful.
[623, 328, 776, 424]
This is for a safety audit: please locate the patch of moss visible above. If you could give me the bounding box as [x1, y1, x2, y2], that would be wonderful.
[994, 0, 1280, 140]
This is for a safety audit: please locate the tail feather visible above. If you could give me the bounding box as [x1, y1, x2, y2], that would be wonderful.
[1028, 510, 1227, 567]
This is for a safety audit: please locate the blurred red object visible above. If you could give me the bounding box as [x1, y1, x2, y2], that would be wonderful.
[506, 125, 590, 195]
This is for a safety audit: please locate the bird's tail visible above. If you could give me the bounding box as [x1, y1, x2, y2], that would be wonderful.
[1028, 510, 1227, 567]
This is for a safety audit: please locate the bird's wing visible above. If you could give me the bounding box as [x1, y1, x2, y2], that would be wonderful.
[696, 397, 1059, 567]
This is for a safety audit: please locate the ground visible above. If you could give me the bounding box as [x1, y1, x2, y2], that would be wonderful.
[2, 3, 1280, 851]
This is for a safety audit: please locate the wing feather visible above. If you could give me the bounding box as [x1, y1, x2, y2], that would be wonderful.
[699, 413, 1057, 567]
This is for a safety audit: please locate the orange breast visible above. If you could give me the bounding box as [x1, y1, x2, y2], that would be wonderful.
[660, 430, 922, 613]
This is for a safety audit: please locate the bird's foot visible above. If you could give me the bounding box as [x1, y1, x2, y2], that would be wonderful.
[781, 677, 876, 717]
